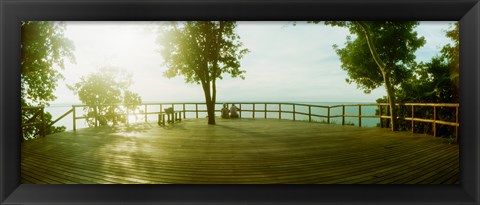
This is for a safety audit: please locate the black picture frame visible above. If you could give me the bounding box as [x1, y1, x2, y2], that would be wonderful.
[1, 0, 479, 204]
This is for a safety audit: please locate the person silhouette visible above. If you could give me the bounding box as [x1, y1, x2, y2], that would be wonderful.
[221, 104, 230, 119]
[230, 104, 240, 118]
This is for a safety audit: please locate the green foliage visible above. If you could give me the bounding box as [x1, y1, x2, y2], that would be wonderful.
[21, 21, 75, 139]
[376, 22, 459, 139]
[441, 22, 459, 93]
[124, 90, 142, 111]
[157, 21, 249, 124]
[442, 135, 456, 144]
[69, 67, 142, 127]
[396, 22, 459, 104]
[324, 21, 425, 93]
[311, 21, 425, 131]
[397, 57, 458, 103]
[158, 21, 249, 83]
[21, 21, 75, 106]
[21, 108, 66, 140]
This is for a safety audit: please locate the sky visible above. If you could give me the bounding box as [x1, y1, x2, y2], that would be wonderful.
[51, 21, 455, 104]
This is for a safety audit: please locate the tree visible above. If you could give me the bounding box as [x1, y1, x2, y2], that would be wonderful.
[441, 22, 459, 96]
[381, 22, 459, 139]
[21, 21, 75, 139]
[69, 67, 142, 127]
[21, 21, 75, 106]
[157, 21, 249, 125]
[311, 21, 425, 131]
[397, 57, 458, 103]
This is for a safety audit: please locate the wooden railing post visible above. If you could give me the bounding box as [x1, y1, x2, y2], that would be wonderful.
[308, 105, 311, 122]
[293, 104, 296, 121]
[279, 104, 282, 120]
[379, 105, 383, 128]
[195, 104, 198, 118]
[265, 103, 267, 119]
[358, 105, 362, 127]
[145, 104, 148, 123]
[72, 106, 76, 131]
[342, 105, 345, 126]
[253, 103, 255, 119]
[183, 104, 186, 119]
[239, 104, 242, 118]
[455, 106, 459, 143]
[433, 106, 437, 137]
[327, 107, 330, 124]
[94, 105, 98, 127]
[41, 107, 46, 137]
[411, 105, 414, 133]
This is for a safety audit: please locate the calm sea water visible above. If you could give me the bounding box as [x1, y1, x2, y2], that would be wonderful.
[45, 102, 380, 131]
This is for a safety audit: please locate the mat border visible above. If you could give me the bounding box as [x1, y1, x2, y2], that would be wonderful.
[1, 0, 479, 204]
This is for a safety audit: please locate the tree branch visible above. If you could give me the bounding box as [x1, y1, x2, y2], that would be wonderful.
[356, 21, 387, 75]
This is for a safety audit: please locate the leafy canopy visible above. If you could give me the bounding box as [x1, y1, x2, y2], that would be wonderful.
[377, 22, 460, 138]
[21, 21, 75, 139]
[396, 22, 459, 103]
[157, 21, 249, 124]
[21, 21, 75, 106]
[309, 21, 426, 131]
[158, 21, 249, 84]
[323, 21, 426, 93]
[397, 57, 457, 103]
[69, 67, 142, 126]
[441, 22, 459, 90]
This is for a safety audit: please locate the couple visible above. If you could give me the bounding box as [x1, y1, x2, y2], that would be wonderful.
[221, 104, 240, 119]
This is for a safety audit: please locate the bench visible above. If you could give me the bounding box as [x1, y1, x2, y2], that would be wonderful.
[158, 107, 182, 126]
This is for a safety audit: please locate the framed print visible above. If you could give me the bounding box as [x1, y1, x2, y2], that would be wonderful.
[1, 0, 479, 204]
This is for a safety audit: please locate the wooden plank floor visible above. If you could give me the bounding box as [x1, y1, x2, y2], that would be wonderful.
[21, 118, 459, 184]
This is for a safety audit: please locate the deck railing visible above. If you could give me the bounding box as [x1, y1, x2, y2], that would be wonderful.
[21, 106, 74, 140]
[377, 103, 459, 139]
[21, 106, 46, 139]
[21, 102, 459, 142]
[71, 102, 378, 129]
[68, 102, 458, 140]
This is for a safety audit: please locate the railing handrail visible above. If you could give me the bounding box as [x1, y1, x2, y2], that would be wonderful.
[69, 101, 459, 126]
[70, 102, 460, 107]
[21, 106, 46, 140]
[377, 102, 459, 107]
[23, 102, 459, 142]
[48, 108, 74, 127]
[21, 106, 76, 140]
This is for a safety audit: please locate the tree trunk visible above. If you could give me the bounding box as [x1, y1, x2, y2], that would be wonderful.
[205, 21, 223, 125]
[357, 21, 398, 131]
[383, 72, 399, 131]
[211, 22, 222, 119]
[201, 82, 216, 125]
[207, 82, 216, 125]
[211, 79, 217, 121]
[206, 99, 216, 125]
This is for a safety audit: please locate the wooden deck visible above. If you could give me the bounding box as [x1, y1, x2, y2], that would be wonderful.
[21, 118, 459, 184]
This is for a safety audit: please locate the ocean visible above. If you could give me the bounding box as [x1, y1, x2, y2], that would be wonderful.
[45, 102, 381, 131]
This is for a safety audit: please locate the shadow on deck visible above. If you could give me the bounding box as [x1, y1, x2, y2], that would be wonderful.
[21, 118, 459, 184]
